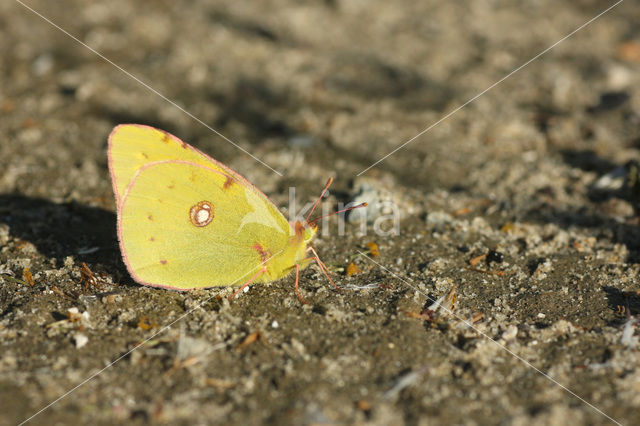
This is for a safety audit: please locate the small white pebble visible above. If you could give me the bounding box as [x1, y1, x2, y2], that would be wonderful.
[388, 343, 395, 349]
[395, 258, 403, 265]
[243, 286, 250, 293]
[502, 325, 518, 341]
[271, 320, 279, 328]
[74, 333, 88, 349]
[537, 312, 546, 319]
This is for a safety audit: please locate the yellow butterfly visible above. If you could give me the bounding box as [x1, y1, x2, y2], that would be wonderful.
[108, 124, 359, 302]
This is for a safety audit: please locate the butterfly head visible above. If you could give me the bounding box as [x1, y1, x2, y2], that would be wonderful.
[294, 220, 318, 243]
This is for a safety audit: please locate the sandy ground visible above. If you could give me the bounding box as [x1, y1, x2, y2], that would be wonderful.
[2, 0, 640, 424]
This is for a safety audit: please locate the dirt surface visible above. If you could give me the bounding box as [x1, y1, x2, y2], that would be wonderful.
[2, 1, 640, 425]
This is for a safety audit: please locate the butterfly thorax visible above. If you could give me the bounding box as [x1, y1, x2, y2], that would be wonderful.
[258, 221, 316, 283]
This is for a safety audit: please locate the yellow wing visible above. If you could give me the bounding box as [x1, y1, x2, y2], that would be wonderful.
[118, 161, 292, 289]
[108, 124, 274, 209]
[108, 124, 295, 289]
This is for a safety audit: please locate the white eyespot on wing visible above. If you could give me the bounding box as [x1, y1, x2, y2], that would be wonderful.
[190, 201, 214, 227]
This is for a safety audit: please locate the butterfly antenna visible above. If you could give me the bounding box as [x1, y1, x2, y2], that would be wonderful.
[305, 177, 334, 223]
[309, 202, 368, 224]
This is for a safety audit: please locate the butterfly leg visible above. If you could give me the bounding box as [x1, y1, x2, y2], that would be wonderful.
[294, 263, 310, 305]
[308, 248, 335, 276]
[306, 246, 342, 291]
[228, 268, 266, 301]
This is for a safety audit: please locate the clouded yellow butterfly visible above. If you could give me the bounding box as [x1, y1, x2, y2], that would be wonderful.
[108, 124, 349, 302]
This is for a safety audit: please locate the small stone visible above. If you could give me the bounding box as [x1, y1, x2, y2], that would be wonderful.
[502, 325, 518, 341]
[74, 333, 88, 349]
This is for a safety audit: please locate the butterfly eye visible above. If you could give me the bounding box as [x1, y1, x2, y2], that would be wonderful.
[190, 201, 214, 227]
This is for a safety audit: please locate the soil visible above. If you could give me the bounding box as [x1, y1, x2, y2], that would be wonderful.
[2, 1, 640, 425]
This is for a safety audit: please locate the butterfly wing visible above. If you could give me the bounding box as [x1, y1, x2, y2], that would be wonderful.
[109, 125, 294, 289]
[108, 124, 273, 209]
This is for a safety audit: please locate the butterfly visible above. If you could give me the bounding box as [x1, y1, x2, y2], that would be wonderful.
[108, 124, 363, 302]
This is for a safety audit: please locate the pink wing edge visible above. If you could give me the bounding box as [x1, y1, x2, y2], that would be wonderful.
[116, 159, 258, 291]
